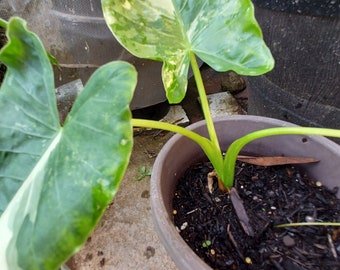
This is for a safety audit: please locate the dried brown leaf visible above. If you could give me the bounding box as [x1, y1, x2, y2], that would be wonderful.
[230, 187, 254, 237]
[237, 155, 319, 166]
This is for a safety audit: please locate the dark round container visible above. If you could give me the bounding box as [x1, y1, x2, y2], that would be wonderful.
[248, 1, 340, 132]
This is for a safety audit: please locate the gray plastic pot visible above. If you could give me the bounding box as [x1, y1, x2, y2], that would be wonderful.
[150, 115, 340, 269]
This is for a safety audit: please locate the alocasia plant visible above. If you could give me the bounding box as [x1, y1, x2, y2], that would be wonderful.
[0, 17, 137, 269]
[102, 0, 340, 190]
[101, 0, 275, 190]
[1, 1, 340, 269]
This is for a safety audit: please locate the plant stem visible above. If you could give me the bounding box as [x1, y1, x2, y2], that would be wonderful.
[132, 54, 227, 182]
[132, 118, 213, 152]
[223, 127, 340, 189]
[132, 118, 224, 180]
[0, 19, 7, 29]
[275, 222, 340, 228]
[189, 52, 221, 157]
[189, 52, 225, 184]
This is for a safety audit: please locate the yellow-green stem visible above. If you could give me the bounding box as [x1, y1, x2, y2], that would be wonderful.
[189, 52, 221, 157]
[223, 127, 340, 189]
[132, 118, 211, 151]
[0, 18, 7, 29]
[276, 222, 340, 228]
[132, 118, 224, 175]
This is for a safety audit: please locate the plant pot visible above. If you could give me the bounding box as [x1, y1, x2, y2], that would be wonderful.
[150, 115, 340, 269]
[247, 2, 340, 131]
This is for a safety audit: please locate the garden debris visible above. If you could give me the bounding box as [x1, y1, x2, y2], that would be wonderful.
[198, 92, 244, 118]
[160, 105, 189, 126]
[237, 155, 319, 166]
[230, 187, 254, 237]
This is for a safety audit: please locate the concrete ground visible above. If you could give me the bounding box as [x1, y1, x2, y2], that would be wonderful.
[68, 131, 177, 270]
[67, 67, 247, 270]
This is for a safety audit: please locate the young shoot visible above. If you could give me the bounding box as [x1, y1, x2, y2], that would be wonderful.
[135, 166, 152, 181]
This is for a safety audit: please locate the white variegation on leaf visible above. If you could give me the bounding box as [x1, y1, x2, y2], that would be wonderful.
[0, 18, 137, 269]
[102, 0, 274, 103]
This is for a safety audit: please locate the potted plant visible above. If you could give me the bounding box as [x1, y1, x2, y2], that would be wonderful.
[1, 1, 339, 269]
[100, 0, 340, 269]
[149, 115, 340, 269]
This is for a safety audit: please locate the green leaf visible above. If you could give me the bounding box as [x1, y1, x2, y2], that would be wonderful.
[0, 17, 137, 269]
[202, 240, 211, 248]
[102, 0, 274, 103]
[135, 166, 152, 181]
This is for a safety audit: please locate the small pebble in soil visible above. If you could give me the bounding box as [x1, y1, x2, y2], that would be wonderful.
[180, 222, 188, 230]
[283, 235, 295, 247]
[316, 181, 323, 187]
[305, 215, 316, 222]
[266, 190, 275, 197]
[245, 257, 252, 264]
[252, 195, 260, 201]
[215, 197, 221, 203]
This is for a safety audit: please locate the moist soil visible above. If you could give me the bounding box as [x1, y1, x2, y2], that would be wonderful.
[173, 161, 340, 270]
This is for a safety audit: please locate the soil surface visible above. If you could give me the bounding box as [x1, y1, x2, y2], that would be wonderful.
[173, 161, 340, 270]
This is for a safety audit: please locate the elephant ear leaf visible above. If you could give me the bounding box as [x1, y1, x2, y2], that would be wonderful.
[0, 17, 137, 270]
[102, 0, 274, 104]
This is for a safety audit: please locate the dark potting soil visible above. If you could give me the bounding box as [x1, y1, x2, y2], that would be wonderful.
[173, 161, 340, 270]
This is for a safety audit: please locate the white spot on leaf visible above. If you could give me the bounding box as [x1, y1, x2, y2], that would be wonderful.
[120, 139, 128, 146]
[123, 1, 131, 10]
